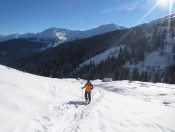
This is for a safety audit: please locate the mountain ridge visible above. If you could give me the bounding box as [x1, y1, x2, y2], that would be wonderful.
[0, 23, 125, 43]
[7, 13, 175, 84]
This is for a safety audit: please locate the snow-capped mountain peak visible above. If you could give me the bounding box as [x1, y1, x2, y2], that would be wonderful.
[0, 33, 5, 37]
[0, 23, 125, 43]
[1, 33, 20, 41]
[97, 23, 123, 30]
[36, 27, 68, 41]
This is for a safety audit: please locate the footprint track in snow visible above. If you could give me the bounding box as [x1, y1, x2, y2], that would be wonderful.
[34, 89, 104, 132]
[61, 89, 104, 132]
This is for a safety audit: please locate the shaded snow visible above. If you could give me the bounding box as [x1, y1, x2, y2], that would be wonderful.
[0, 65, 175, 132]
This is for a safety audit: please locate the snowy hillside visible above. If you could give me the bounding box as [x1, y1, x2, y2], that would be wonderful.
[0, 65, 175, 132]
[81, 37, 174, 72]
[0, 24, 123, 43]
[73, 13, 175, 83]
[77, 45, 126, 68]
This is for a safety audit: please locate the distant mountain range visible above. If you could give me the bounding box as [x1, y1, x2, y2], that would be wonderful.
[0, 24, 125, 43]
[0, 23, 125, 65]
[7, 13, 175, 84]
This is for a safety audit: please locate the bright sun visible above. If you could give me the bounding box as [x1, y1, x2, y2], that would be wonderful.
[158, 0, 175, 10]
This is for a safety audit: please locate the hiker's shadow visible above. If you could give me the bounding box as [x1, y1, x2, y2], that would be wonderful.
[67, 101, 85, 106]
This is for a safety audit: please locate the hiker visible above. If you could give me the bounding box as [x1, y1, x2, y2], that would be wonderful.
[82, 80, 93, 103]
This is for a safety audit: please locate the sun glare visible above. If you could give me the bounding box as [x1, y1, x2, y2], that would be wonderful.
[158, 0, 169, 9]
[158, 0, 175, 10]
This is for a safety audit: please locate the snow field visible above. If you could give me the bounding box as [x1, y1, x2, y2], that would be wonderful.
[0, 65, 175, 132]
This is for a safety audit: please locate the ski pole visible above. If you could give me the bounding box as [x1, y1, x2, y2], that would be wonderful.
[82, 88, 83, 99]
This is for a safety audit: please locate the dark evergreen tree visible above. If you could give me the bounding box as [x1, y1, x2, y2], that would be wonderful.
[132, 67, 140, 81]
[153, 72, 160, 83]
[163, 65, 175, 84]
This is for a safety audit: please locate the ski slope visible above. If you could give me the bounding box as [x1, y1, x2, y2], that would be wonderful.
[0, 65, 175, 132]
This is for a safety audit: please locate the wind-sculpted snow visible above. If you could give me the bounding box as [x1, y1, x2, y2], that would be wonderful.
[0, 65, 175, 132]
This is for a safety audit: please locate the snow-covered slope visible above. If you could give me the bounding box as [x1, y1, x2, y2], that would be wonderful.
[0, 24, 124, 43]
[75, 13, 175, 81]
[77, 45, 125, 68]
[0, 65, 175, 132]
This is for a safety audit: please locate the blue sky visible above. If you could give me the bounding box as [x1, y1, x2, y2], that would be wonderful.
[0, 0, 175, 35]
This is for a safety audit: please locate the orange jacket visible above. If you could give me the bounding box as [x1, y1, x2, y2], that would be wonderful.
[84, 82, 93, 92]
